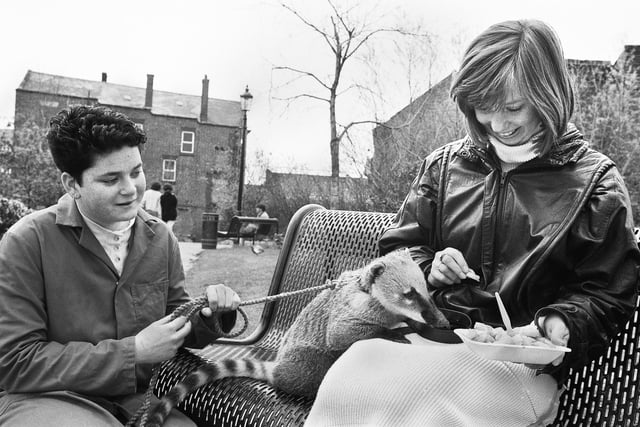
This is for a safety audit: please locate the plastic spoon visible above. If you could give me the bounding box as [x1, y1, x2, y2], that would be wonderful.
[494, 292, 513, 333]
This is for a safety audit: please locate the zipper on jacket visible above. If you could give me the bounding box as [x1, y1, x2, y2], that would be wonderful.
[471, 147, 502, 287]
[490, 170, 509, 288]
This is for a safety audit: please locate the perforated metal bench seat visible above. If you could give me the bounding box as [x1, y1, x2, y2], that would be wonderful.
[156, 347, 312, 426]
[154, 204, 640, 426]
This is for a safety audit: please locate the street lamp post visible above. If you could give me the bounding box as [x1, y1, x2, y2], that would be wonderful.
[237, 86, 253, 215]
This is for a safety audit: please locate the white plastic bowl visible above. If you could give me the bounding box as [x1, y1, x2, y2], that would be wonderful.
[454, 329, 571, 365]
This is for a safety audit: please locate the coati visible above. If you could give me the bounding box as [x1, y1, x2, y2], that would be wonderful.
[145, 249, 449, 426]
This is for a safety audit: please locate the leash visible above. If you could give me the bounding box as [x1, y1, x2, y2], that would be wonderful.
[127, 279, 338, 427]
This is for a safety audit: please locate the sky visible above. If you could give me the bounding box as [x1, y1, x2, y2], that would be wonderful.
[2, 0, 640, 181]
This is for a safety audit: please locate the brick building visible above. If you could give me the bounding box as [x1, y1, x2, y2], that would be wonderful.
[14, 70, 244, 239]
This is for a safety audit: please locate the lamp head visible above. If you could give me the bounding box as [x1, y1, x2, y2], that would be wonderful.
[240, 86, 253, 112]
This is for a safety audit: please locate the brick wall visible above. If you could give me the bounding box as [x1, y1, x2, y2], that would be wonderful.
[132, 111, 241, 240]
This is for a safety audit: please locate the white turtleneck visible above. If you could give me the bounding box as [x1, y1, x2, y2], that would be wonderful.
[487, 135, 539, 172]
[76, 206, 135, 275]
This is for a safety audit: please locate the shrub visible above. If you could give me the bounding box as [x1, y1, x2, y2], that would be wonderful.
[0, 196, 32, 237]
[0, 122, 63, 209]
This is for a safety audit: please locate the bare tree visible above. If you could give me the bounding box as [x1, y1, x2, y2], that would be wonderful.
[272, 0, 433, 178]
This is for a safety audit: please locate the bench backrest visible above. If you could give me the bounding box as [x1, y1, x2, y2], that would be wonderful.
[235, 217, 278, 234]
[250, 205, 395, 351]
[221, 216, 279, 236]
[253, 204, 639, 425]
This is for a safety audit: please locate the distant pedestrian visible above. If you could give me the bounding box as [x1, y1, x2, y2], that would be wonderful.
[161, 183, 178, 231]
[141, 181, 162, 218]
[240, 203, 269, 236]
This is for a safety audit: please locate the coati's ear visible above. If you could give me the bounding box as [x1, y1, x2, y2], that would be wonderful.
[361, 261, 385, 292]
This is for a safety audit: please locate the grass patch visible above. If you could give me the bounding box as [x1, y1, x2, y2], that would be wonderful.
[184, 244, 280, 339]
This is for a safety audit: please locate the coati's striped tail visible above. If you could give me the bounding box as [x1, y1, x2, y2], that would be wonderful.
[145, 359, 274, 427]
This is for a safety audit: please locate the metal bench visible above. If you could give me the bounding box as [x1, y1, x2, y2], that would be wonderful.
[155, 204, 640, 426]
[217, 216, 279, 245]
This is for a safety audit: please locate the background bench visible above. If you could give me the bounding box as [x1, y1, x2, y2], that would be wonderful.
[217, 216, 279, 245]
[156, 204, 640, 426]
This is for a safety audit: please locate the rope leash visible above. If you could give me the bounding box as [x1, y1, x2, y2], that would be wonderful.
[127, 279, 338, 427]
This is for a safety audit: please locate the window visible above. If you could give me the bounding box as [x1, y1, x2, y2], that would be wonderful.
[162, 159, 176, 182]
[181, 131, 195, 154]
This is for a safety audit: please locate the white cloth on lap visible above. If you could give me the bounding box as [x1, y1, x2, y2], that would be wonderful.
[305, 335, 562, 427]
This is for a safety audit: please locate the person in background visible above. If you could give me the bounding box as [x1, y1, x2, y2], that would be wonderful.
[255, 203, 269, 220]
[141, 181, 162, 218]
[305, 19, 639, 427]
[0, 105, 240, 426]
[240, 203, 269, 236]
[161, 183, 178, 232]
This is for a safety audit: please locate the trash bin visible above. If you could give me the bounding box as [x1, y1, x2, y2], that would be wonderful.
[202, 212, 218, 249]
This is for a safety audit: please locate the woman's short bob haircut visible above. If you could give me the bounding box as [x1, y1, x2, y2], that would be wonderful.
[450, 19, 574, 155]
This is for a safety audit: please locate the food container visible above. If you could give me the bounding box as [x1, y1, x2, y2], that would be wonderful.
[454, 329, 571, 364]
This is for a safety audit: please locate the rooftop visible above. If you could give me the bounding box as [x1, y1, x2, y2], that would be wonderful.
[18, 70, 242, 127]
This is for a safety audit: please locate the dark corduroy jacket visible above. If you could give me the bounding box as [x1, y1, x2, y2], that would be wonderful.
[0, 194, 234, 396]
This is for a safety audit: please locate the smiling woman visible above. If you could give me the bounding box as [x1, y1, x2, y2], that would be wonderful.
[306, 19, 640, 427]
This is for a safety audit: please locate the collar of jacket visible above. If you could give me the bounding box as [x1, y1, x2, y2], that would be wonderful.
[457, 125, 587, 167]
[55, 193, 158, 230]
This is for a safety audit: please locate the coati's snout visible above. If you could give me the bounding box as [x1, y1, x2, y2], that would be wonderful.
[418, 296, 450, 329]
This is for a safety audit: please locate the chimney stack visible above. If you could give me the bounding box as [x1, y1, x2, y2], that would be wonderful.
[200, 75, 209, 122]
[145, 74, 154, 109]
[101, 72, 107, 82]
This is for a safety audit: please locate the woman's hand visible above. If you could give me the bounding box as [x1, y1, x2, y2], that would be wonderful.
[538, 315, 570, 366]
[135, 314, 192, 364]
[522, 314, 570, 369]
[200, 284, 241, 318]
[428, 247, 473, 287]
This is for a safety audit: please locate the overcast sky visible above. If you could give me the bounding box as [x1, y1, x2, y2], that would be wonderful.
[2, 0, 640, 180]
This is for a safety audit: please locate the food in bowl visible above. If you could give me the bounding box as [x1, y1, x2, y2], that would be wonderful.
[464, 322, 556, 347]
[453, 322, 571, 364]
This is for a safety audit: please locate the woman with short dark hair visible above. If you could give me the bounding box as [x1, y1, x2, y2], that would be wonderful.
[306, 20, 639, 426]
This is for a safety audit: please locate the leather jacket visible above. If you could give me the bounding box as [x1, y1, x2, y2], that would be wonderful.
[379, 127, 640, 382]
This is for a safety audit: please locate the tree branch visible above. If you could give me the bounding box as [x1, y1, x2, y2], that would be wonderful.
[337, 120, 383, 140]
[281, 2, 338, 55]
[272, 65, 331, 90]
[273, 93, 331, 104]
